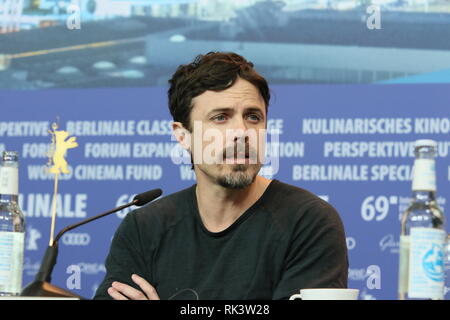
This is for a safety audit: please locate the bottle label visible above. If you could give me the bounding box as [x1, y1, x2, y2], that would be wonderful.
[0, 231, 25, 294]
[412, 159, 436, 192]
[408, 228, 446, 299]
[0, 167, 19, 195]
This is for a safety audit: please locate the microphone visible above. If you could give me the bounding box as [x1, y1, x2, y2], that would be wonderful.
[20, 188, 162, 298]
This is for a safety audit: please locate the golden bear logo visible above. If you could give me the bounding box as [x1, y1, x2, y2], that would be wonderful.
[48, 123, 78, 174]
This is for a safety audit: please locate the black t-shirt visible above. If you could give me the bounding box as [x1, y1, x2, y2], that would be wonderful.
[94, 179, 348, 300]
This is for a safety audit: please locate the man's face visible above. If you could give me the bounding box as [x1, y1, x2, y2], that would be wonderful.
[186, 77, 267, 189]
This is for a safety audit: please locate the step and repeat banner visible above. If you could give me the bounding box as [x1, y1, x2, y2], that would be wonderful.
[1, 0, 450, 300]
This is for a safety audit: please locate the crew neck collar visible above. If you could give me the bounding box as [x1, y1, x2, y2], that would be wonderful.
[189, 179, 278, 238]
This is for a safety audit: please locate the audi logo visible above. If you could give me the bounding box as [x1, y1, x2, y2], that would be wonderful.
[61, 233, 91, 246]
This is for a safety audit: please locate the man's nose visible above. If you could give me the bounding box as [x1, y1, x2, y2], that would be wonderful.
[231, 118, 249, 143]
[234, 134, 249, 145]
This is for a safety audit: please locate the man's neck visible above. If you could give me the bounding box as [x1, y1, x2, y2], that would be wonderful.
[195, 174, 272, 233]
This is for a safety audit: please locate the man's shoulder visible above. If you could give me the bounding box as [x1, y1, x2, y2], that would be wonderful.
[126, 184, 195, 230]
[267, 179, 330, 211]
[265, 180, 341, 225]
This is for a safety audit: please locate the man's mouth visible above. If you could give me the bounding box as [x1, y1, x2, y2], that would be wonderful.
[224, 151, 249, 160]
[223, 150, 253, 165]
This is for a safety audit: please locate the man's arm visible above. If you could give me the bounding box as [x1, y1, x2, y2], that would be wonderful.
[272, 200, 349, 300]
[93, 210, 155, 300]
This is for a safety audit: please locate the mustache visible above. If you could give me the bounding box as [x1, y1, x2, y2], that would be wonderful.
[222, 143, 257, 159]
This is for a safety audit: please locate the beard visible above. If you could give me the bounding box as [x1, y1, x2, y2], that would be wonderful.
[195, 140, 263, 189]
[215, 163, 261, 189]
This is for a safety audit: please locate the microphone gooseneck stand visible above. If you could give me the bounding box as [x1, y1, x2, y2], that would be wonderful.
[20, 189, 162, 299]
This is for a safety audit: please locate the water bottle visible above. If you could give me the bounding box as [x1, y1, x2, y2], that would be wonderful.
[0, 151, 26, 296]
[398, 139, 446, 300]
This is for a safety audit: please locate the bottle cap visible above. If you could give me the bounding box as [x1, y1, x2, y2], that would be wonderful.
[2, 151, 19, 162]
[414, 139, 437, 149]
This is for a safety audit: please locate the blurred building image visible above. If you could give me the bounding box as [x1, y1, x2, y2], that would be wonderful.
[1, 0, 24, 33]
[0, 0, 449, 89]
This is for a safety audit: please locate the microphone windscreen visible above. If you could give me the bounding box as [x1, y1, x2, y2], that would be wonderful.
[133, 188, 162, 206]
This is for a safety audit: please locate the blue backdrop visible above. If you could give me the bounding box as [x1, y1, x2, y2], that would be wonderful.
[1, 0, 450, 300]
[1, 84, 449, 299]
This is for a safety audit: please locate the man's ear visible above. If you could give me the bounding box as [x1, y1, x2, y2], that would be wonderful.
[172, 122, 191, 151]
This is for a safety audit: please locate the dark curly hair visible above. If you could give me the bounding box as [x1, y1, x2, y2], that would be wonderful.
[168, 52, 270, 131]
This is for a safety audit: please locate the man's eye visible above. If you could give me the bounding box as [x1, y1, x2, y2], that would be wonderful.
[212, 114, 227, 122]
[247, 114, 261, 122]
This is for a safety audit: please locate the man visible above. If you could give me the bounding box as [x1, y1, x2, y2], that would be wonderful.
[94, 52, 348, 300]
